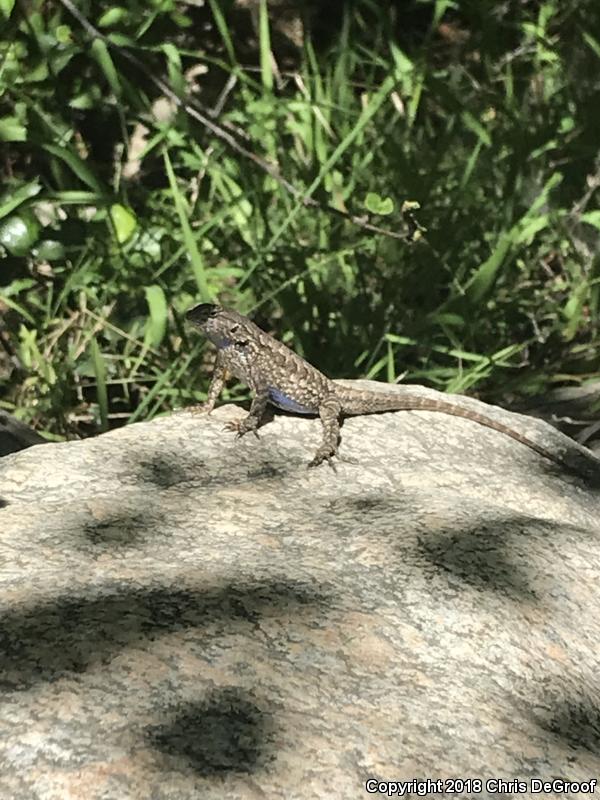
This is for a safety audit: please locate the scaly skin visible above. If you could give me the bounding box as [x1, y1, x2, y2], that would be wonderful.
[186, 303, 576, 472]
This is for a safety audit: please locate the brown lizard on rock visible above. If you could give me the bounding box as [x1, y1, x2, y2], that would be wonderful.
[186, 303, 596, 478]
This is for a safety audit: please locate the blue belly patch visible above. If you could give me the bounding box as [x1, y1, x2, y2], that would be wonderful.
[268, 388, 314, 415]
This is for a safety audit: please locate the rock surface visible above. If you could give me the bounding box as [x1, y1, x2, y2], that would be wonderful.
[1, 385, 600, 799]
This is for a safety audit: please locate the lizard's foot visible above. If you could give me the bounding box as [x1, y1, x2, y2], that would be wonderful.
[307, 445, 338, 470]
[187, 402, 214, 416]
[224, 417, 260, 440]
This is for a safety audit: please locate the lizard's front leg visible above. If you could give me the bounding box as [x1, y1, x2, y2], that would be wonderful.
[189, 352, 227, 415]
[308, 395, 342, 468]
[224, 385, 270, 439]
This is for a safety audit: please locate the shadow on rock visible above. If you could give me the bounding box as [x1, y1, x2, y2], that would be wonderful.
[0, 580, 331, 691]
[417, 522, 536, 600]
[80, 510, 156, 552]
[137, 448, 289, 490]
[148, 688, 275, 775]
[416, 516, 590, 601]
[532, 694, 600, 755]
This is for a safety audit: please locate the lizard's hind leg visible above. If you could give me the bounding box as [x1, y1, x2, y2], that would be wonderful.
[308, 395, 343, 468]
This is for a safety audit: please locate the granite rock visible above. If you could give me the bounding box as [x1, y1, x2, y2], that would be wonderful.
[1, 386, 600, 799]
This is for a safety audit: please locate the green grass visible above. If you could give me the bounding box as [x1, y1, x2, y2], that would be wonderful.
[1, 0, 599, 439]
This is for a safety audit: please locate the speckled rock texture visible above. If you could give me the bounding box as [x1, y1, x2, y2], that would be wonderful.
[1, 384, 600, 800]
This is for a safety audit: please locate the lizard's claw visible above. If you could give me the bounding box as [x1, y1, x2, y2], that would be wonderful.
[223, 419, 260, 440]
[307, 456, 337, 472]
[307, 447, 338, 470]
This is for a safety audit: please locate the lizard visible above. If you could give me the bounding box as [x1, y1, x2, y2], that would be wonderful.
[185, 303, 587, 475]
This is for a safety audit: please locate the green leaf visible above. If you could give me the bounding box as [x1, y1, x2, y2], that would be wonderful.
[18, 325, 55, 385]
[514, 213, 552, 246]
[106, 33, 136, 47]
[583, 31, 600, 60]
[90, 338, 108, 432]
[461, 111, 491, 147]
[172, 11, 192, 28]
[98, 7, 129, 27]
[163, 148, 212, 300]
[135, 230, 162, 259]
[0, 180, 41, 220]
[466, 231, 512, 304]
[110, 203, 137, 243]
[264, 72, 398, 252]
[581, 211, 600, 230]
[0, 294, 35, 324]
[466, 172, 563, 303]
[0, 116, 26, 142]
[559, 116, 575, 133]
[258, 0, 273, 93]
[0, 278, 36, 296]
[432, 0, 458, 27]
[91, 39, 122, 98]
[206, 0, 236, 65]
[431, 312, 465, 328]
[33, 240, 66, 260]
[384, 333, 418, 345]
[563, 283, 588, 341]
[55, 25, 72, 44]
[0, 212, 40, 256]
[144, 285, 168, 347]
[43, 143, 106, 195]
[389, 42, 414, 76]
[365, 192, 394, 215]
[162, 42, 184, 95]
[460, 140, 483, 189]
[69, 90, 99, 110]
[527, 171, 562, 215]
[0, 0, 16, 19]
[44, 190, 100, 204]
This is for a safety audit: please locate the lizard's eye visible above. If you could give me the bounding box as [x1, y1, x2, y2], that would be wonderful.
[230, 324, 240, 333]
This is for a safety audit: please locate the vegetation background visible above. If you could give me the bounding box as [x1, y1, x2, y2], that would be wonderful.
[1, 0, 599, 442]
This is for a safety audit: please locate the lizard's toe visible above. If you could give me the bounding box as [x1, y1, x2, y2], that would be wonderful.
[308, 447, 337, 469]
[224, 418, 259, 439]
[223, 420, 241, 433]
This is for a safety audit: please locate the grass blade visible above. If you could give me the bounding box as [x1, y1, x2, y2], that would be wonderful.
[163, 147, 213, 300]
[258, 0, 273, 93]
[90, 337, 108, 432]
[265, 73, 397, 251]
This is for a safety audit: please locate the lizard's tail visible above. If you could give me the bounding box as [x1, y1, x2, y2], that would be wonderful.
[338, 386, 566, 469]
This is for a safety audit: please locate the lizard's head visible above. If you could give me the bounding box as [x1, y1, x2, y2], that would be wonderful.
[186, 303, 222, 328]
[186, 303, 249, 348]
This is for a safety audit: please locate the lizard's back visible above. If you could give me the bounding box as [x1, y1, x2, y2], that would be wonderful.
[218, 312, 334, 414]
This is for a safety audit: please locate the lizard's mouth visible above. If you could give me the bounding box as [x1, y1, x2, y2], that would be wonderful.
[186, 303, 221, 326]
